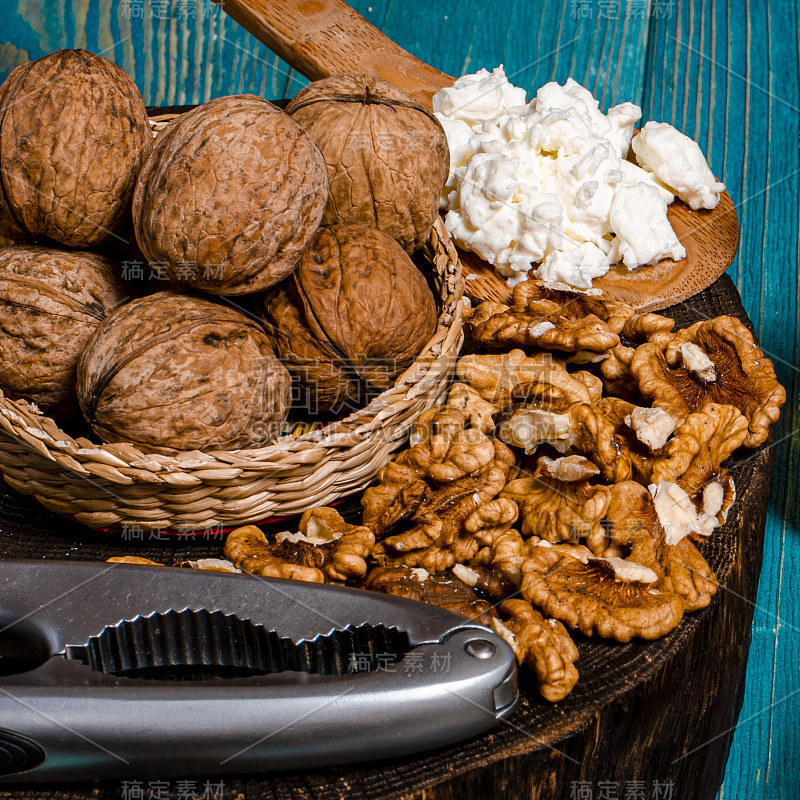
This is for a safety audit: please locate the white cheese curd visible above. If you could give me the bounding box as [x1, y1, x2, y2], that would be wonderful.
[527, 107, 596, 157]
[435, 115, 475, 206]
[542, 141, 622, 243]
[431, 65, 527, 127]
[434, 69, 722, 289]
[619, 160, 674, 203]
[536, 241, 609, 288]
[445, 152, 563, 283]
[631, 121, 726, 210]
[609, 183, 686, 268]
[606, 101, 642, 158]
[535, 78, 616, 147]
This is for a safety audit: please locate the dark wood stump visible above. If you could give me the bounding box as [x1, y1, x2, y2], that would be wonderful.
[0, 275, 771, 800]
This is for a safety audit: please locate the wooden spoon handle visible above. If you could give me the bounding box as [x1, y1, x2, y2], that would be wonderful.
[216, 0, 454, 107]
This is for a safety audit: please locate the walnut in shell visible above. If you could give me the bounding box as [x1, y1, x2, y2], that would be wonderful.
[77, 291, 291, 452]
[260, 225, 437, 413]
[0, 244, 127, 417]
[133, 95, 328, 295]
[287, 73, 449, 253]
[0, 49, 151, 247]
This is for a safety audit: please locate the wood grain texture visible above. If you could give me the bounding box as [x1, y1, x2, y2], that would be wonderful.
[215, 0, 453, 106]
[0, 1, 797, 798]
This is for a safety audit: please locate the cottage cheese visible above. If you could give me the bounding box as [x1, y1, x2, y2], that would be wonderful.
[432, 66, 527, 127]
[609, 183, 686, 268]
[445, 152, 563, 277]
[433, 67, 723, 289]
[631, 121, 726, 210]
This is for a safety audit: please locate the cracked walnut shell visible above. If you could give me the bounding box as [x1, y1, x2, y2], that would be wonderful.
[133, 95, 328, 295]
[0, 49, 151, 247]
[77, 291, 290, 453]
[605, 481, 718, 612]
[287, 73, 449, 254]
[260, 225, 437, 414]
[0, 244, 126, 418]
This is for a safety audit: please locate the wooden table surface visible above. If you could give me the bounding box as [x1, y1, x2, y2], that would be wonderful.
[1, 1, 798, 798]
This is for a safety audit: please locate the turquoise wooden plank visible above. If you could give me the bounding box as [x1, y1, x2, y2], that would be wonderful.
[643, 1, 800, 798]
[0, 0, 298, 104]
[0, 0, 653, 107]
[0, 1, 798, 798]
[379, 0, 651, 107]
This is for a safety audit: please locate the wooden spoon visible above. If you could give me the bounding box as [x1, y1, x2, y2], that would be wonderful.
[217, 0, 739, 312]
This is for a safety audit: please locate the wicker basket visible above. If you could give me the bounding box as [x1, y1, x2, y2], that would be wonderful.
[0, 217, 464, 531]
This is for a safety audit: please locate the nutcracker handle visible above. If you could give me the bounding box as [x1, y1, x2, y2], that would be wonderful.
[213, 0, 454, 108]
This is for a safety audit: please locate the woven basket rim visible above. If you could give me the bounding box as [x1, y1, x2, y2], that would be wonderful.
[0, 217, 464, 478]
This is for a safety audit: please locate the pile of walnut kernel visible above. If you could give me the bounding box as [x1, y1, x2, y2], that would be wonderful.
[122, 280, 786, 703]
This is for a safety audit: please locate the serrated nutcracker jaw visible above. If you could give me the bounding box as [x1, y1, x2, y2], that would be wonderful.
[0, 560, 518, 781]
